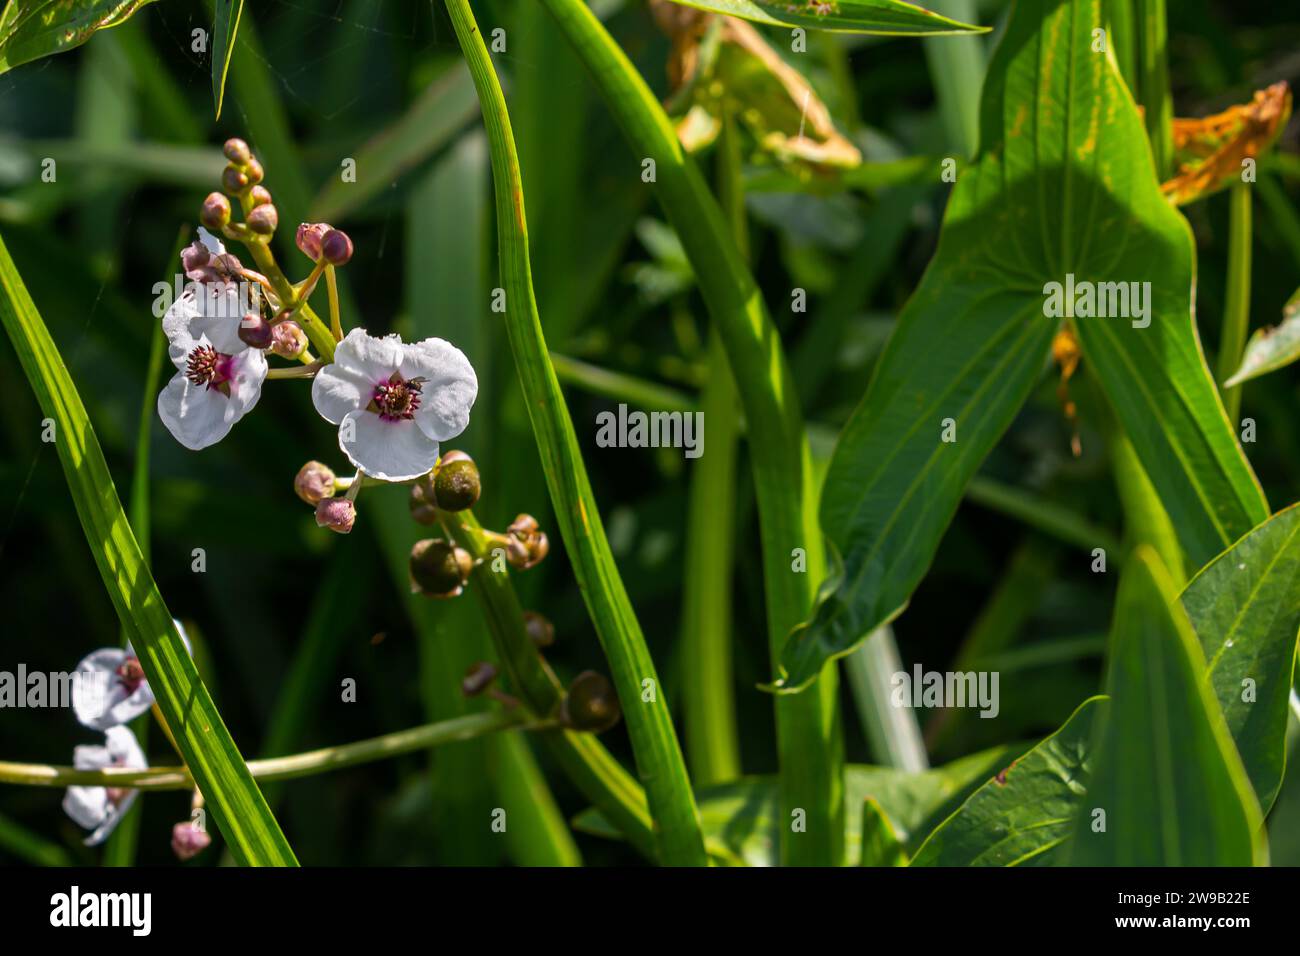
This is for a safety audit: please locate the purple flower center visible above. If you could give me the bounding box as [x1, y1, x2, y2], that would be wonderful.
[186, 345, 234, 396]
[116, 657, 146, 694]
[370, 372, 424, 422]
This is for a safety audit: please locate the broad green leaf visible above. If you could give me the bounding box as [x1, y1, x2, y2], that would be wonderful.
[658, 0, 988, 35]
[574, 746, 1024, 866]
[1180, 503, 1300, 812]
[860, 797, 908, 866]
[310, 62, 480, 223]
[211, 0, 244, 120]
[1068, 548, 1265, 866]
[0, 0, 154, 74]
[778, 0, 1267, 692]
[911, 697, 1101, 867]
[0, 233, 297, 867]
[1224, 286, 1300, 387]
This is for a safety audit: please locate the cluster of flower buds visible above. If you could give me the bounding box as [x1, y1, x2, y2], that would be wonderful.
[292, 460, 357, 534]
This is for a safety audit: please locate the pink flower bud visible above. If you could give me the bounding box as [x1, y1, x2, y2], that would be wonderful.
[171, 822, 212, 862]
[238, 312, 273, 349]
[244, 157, 265, 185]
[200, 192, 231, 230]
[222, 138, 252, 165]
[321, 229, 353, 266]
[271, 320, 308, 359]
[247, 203, 278, 236]
[221, 165, 249, 194]
[316, 497, 356, 534]
[295, 461, 336, 505]
[249, 185, 273, 207]
[296, 222, 332, 261]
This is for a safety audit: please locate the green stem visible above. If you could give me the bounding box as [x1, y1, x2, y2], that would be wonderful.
[445, 0, 707, 866]
[551, 353, 696, 413]
[0, 711, 532, 790]
[1136, 0, 1173, 179]
[844, 627, 929, 772]
[921, 0, 986, 158]
[1216, 183, 1253, 423]
[540, 0, 843, 867]
[681, 115, 746, 786]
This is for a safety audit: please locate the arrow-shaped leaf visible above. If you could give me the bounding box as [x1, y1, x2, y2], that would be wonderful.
[778, 0, 1267, 692]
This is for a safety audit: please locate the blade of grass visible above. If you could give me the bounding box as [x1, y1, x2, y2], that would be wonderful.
[0, 809, 73, 866]
[0, 233, 296, 866]
[1216, 183, 1253, 423]
[445, 0, 707, 866]
[921, 0, 986, 157]
[540, 0, 844, 866]
[212, 0, 245, 120]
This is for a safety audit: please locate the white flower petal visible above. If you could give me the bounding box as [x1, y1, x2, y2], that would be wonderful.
[163, 282, 250, 368]
[63, 785, 109, 830]
[84, 791, 137, 846]
[398, 338, 478, 442]
[104, 725, 147, 770]
[157, 349, 267, 451]
[338, 409, 440, 482]
[197, 227, 226, 256]
[311, 329, 405, 424]
[71, 647, 141, 729]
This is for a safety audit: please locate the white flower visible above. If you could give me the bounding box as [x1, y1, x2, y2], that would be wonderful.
[63, 726, 147, 846]
[312, 328, 477, 481]
[70, 623, 192, 730]
[157, 270, 266, 451]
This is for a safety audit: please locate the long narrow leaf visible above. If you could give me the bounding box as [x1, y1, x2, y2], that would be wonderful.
[211, 0, 244, 120]
[0, 233, 297, 867]
[659, 0, 987, 34]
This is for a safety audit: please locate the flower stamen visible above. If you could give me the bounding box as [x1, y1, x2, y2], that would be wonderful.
[115, 657, 146, 694]
[185, 345, 235, 396]
[369, 372, 425, 422]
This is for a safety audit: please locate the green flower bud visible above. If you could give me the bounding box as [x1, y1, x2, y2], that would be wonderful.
[433, 451, 480, 512]
[410, 538, 472, 598]
[560, 671, 621, 733]
[408, 478, 439, 526]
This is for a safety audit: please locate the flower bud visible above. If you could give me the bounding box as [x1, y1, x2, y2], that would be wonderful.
[560, 671, 621, 733]
[321, 229, 353, 265]
[247, 202, 278, 236]
[221, 165, 249, 194]
[222, 137, 252, 165]
[316, 497, 356, 534]
[238, 312, 273, 349]
[522, 611, 555, 648]
[244, 157, 265, 185]
[505, 514, 549, 570]
[199, 192, 231, 230]
[249, 185, 273, 207]
[433, 452, 480, 512]
[461, 661, 498, 697]
[271, 319, 307, 359]
[294, 461, 336, 505]
[410, 538, 472, 598]
[408, 478, 439, 525]
[171, 821, 212, 862]
[296, 222, 332, 261]
[180, 239, 210, 275]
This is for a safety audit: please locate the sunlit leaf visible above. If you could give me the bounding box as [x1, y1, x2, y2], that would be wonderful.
[1224, 285, 1300, 387]
[0, 0, 154, 74]
[860, 796, 908, 866]
[1068, 548, 1265, 866]
[653, 0, 988, 35]
[778, 0, 1268, 692]
[910, 697, 1101, 867]
[1180, 504, 1300, 812]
